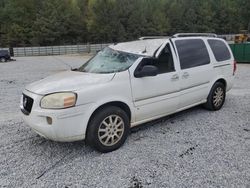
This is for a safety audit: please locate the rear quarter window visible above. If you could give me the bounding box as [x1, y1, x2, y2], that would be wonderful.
[207, 39, 231, 62]
[175, 39, 210, 69]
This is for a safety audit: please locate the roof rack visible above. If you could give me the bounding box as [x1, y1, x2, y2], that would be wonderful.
[139, 36, 169, 40]
[173, 33, 217, 38]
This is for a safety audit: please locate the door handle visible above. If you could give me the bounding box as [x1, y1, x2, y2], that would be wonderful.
[182, 72, 190, 79]
[171, 74, 179, 81]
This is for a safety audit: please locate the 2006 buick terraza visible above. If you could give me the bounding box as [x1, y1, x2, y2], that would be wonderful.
[21, 33, 236, 152]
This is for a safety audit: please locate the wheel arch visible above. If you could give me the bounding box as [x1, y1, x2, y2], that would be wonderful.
[207, 77, 227, 99]
[86, 101, 132, 135]
[215, 78, 227, 89]
[210, 77, 227, 91]
[204, 77, 227, 111]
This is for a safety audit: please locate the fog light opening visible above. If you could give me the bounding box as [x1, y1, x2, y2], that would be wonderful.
[46, 117, 53, 125]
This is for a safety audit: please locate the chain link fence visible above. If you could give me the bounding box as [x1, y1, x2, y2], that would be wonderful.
[11, 43, 112, 57]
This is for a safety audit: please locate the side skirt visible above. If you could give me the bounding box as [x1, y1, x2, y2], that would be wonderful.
[130, 99, 207, 128]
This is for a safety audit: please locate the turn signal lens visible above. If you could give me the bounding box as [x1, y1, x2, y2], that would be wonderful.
[64, 96, 76, 108]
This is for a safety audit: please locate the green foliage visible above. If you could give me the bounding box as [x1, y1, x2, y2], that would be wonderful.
[0, 0, 249, 46]
[31, 0, 87, 45]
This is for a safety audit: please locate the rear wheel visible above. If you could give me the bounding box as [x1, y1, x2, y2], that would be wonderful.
[204, 82, 226, 111]
[86, 106, 130, 153]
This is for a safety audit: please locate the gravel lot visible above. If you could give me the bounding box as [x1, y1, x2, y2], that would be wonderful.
[0, 56, 249, 188]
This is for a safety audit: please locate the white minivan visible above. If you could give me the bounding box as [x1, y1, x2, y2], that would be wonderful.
[21, 34, 236, 152]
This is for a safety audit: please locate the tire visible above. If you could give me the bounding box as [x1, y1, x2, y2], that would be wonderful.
[86, 106, 130, 153]
[0, 57, 6, 63]
[204, 82, 226, 111]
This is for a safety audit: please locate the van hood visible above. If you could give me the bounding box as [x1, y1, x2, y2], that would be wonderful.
[25, 71, 115, 95]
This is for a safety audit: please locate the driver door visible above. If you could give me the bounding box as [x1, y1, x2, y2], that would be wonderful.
[130, 44, 180, 122]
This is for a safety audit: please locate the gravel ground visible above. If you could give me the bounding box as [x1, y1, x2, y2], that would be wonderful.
[0, 56, 249, 188]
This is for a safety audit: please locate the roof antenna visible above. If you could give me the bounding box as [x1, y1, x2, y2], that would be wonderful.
[142, 46, 147, 54]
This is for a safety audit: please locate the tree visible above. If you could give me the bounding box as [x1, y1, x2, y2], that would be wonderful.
[0, 0, 38, 46]
[238, 0, 250, 31]
[0, 0, 250, 46]
[212, 0, 241, 34]
[32, 0, 87, 45]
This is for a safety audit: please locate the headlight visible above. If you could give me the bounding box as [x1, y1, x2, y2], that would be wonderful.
[40, 92, 77, 109]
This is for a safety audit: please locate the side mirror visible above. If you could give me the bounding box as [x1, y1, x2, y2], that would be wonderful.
[134, 65, 158, 78]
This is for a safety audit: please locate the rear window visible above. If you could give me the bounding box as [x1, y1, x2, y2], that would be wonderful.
[208, 39, 231, 62]
[175, 39, 210, 69]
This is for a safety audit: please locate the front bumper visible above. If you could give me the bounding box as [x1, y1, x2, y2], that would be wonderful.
[20, 90, 92, 142]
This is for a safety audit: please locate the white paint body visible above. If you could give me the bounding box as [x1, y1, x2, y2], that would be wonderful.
[21, 37, 235, 142]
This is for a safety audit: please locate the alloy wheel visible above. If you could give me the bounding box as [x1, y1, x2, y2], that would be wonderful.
[98, 115, 125, 146]
[213, 87, 224, 107]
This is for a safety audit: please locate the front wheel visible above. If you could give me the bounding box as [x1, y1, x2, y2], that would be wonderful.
[204, 82, 226, 111]
[86, 106, 130, 153]
[0, 57, 6, 63]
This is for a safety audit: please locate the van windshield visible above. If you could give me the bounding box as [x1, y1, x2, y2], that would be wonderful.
[78, 47, 141, 73]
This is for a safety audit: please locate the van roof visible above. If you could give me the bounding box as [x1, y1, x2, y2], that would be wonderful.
[109, 35, 222, 57]
[109, 39, 166, 57]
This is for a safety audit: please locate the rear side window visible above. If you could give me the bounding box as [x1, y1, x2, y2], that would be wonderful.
[175, 39, 210, 69]
[208, 39, 231, 62]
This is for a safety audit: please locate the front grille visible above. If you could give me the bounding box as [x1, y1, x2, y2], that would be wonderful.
[22, 94, 34, 115]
